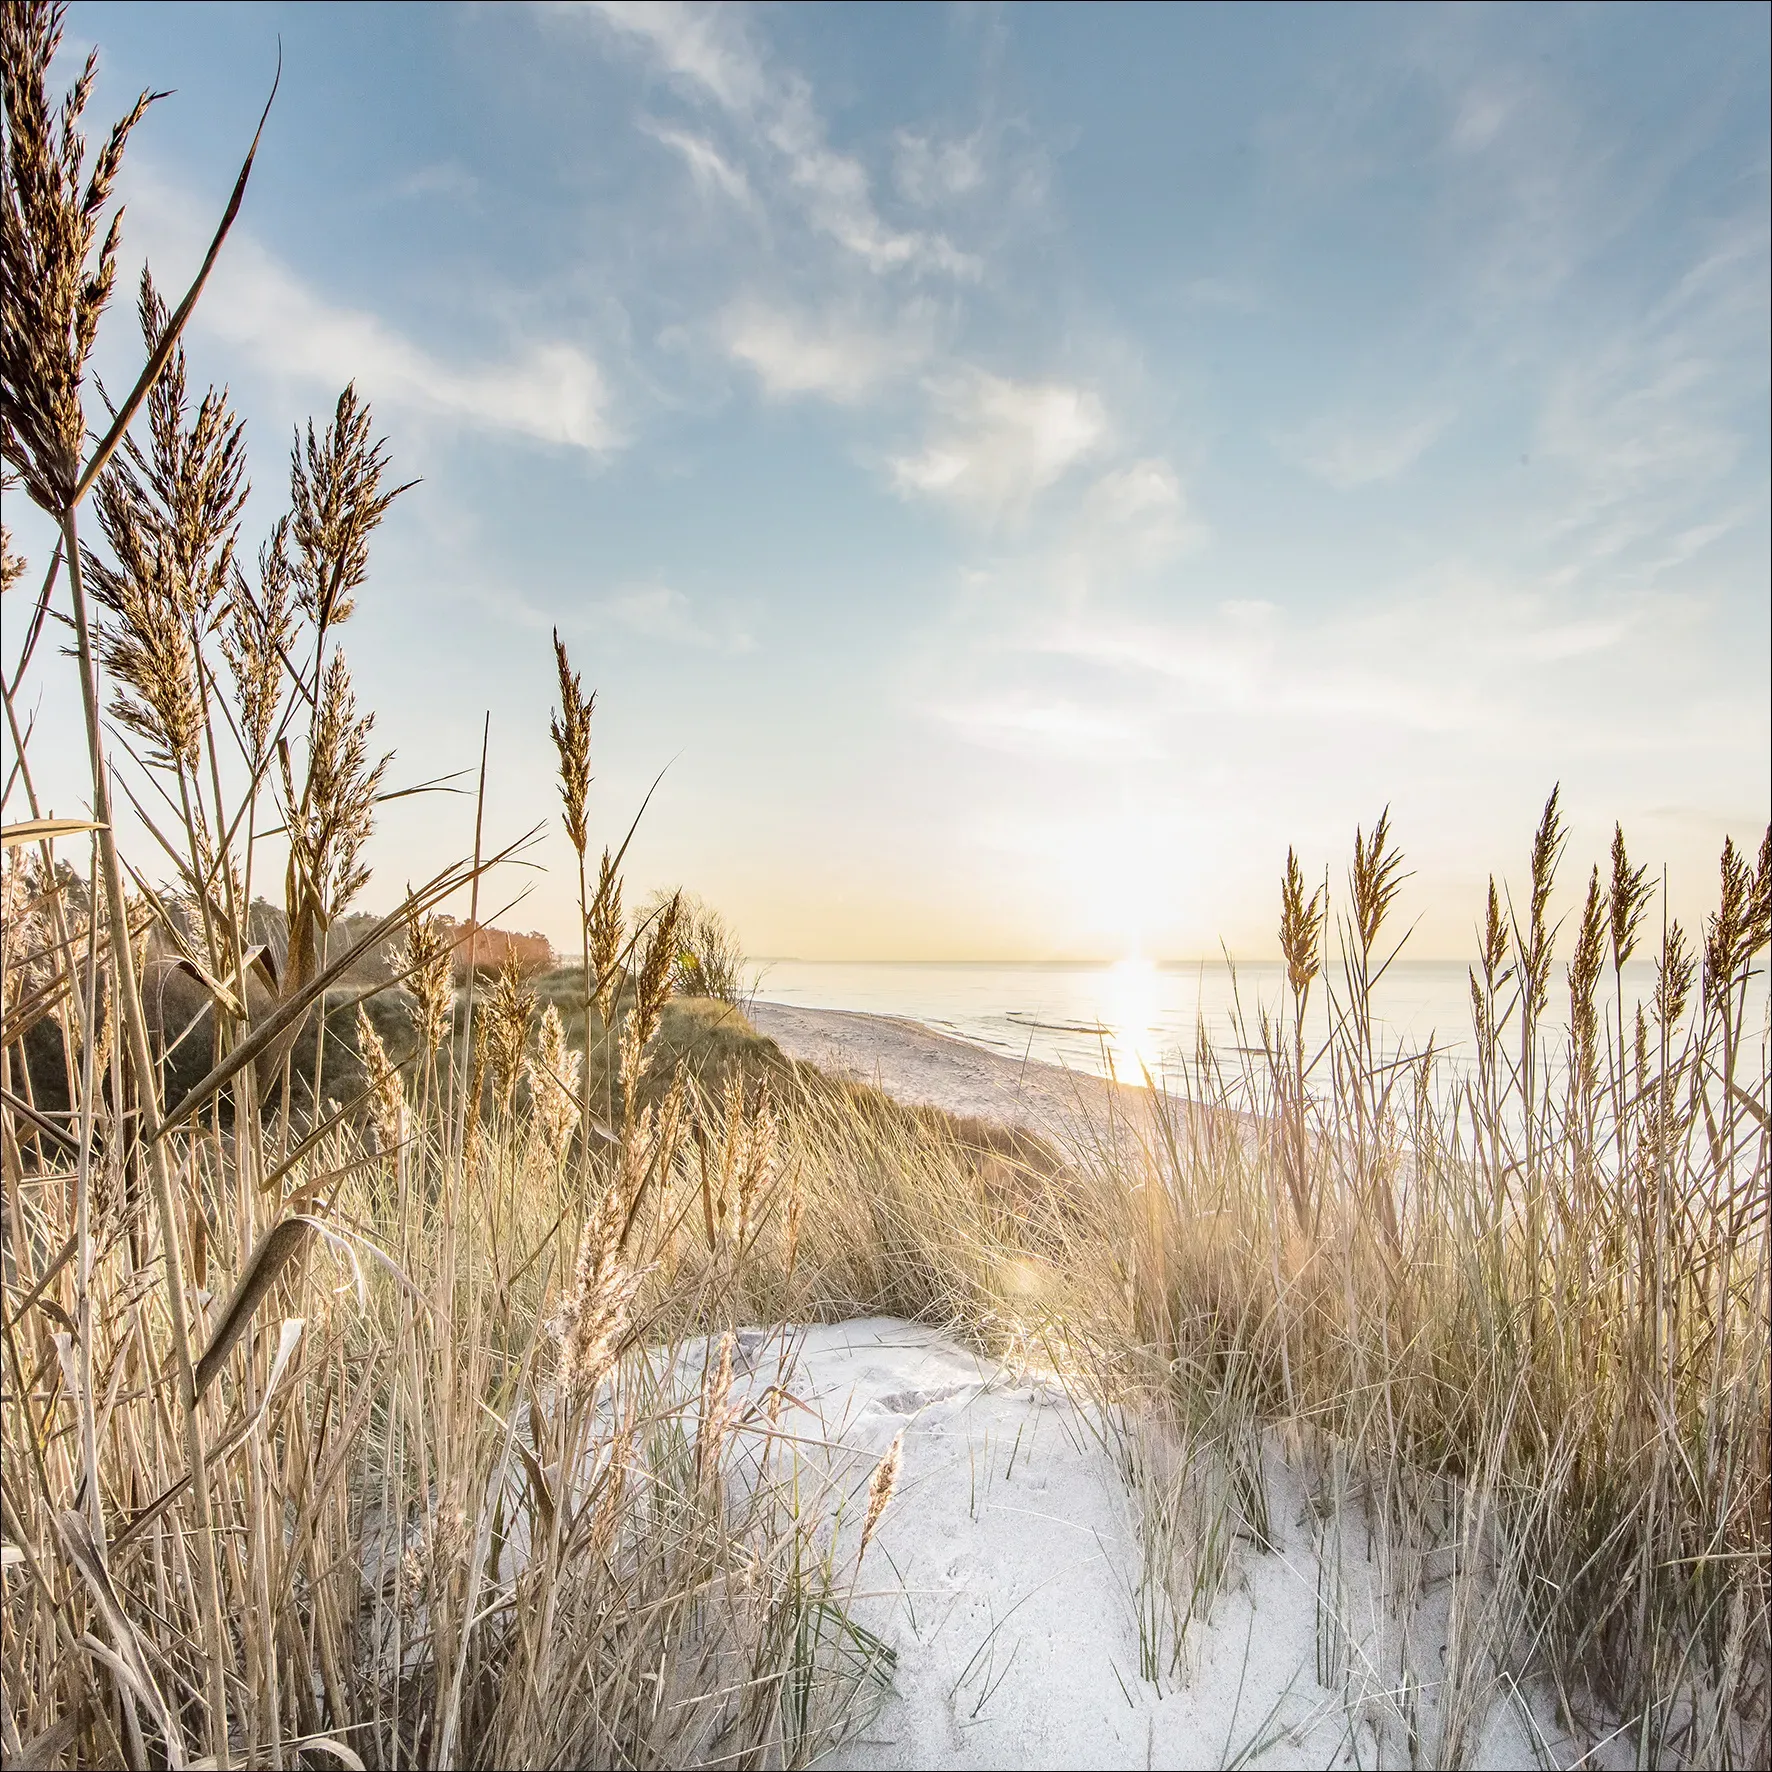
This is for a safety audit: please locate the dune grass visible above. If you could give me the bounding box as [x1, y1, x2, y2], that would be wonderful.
[2, 6, 1767, 1767]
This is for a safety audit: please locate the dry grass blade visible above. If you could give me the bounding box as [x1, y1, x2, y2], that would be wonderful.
[1, 1084, 77, 1150]
[114, 1319, 306, 1551]
[193, 1216, 315, 1396]
[12, 1711, 87, 1771]
[57, 1510, 182, 1761]
[207, 1318, 305, 1461]
[188, 1735, 366, 1771]
[1, 814, 103, 846]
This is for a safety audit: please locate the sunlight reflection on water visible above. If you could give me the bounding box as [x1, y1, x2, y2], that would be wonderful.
[749, 956, 1686, 1091]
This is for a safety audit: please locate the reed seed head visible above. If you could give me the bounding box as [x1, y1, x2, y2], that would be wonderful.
[588, 846, 623, 1025]
[1279, 846, 1325, 1001]
[860, 1431, 903, 1555]
[617, 1004, 646, 1113]
[83, 272, 249, 774]
[1349, 807, 1406, 956]
[1, 490, 24, 592]
[1703, 832, 1771, 1009]
[1653, 920, 1694, 1036]
[730, 1076, 777, 1253]
[1518, 785, 1565, 1021]
[697, 1330, 736, 1483]
[403, 908, 454, 1054]
[84, 519, 203, 770]
[553, 1193, 647, 1402]
[1567, 866, 1607, 1105]
[550, 629, 594, 860]
[1478, 876, 1509, 993]
[484, 953, 536, 1111]
[1608, 824, 1654, 975]
[632, 890, 682, 1052]
[355, 1003, 405, 1155]
[121, 267, 247, 620]
[289, 383, 411, 633]
[282, 649, 389, 921]
[219, 516, 295, 765]
[0, 0, 159, 511]
[525, 1002, 581, 1163]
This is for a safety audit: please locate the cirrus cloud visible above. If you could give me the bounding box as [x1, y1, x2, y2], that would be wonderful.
[890, 372, 1108, 518]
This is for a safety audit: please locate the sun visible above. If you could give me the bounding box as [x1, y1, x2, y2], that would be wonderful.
[1102, 952, 1163, 1085]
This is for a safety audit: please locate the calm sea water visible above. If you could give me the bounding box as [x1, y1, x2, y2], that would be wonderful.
[750, 957, 1669, 1090]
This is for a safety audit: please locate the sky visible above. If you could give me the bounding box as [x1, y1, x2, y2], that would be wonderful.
[7, 0, 1769, 962]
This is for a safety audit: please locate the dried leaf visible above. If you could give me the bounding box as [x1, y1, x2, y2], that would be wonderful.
[194, 1218, 314, 1396]
[1, 816, 105, 848]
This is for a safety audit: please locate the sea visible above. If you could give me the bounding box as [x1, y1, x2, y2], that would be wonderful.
[749, 956, 1673, 1092]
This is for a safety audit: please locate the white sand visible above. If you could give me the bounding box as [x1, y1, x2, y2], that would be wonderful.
[726, 1006, 1630, 1769]
[681, 1317, 1623, 1772]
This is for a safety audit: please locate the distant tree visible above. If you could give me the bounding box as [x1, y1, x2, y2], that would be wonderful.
[634, 889, 750, 1006]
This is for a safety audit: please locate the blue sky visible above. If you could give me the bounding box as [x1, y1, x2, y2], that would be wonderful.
[13, 1, 1769, 959]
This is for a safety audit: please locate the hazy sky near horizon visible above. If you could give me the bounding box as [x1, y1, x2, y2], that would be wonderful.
[10, 1, 1770, 960]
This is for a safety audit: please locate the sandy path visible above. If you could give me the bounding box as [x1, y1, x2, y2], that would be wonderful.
[748, 999, 1174, 1155]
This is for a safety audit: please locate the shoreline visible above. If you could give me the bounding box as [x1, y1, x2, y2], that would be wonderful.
[747, 998, 1188, 1152]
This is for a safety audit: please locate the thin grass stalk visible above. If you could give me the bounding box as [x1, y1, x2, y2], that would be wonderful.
[72, 840, 102, 1547]
[449, 712, 490, 1173]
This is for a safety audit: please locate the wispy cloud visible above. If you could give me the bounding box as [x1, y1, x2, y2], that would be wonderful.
[1282, 405, 1455, 490]
[587, 0, 767, 111]
[890, 372, 1108, 517]
[1533, 209, 1770, 563]
[721, 297, 931, 402]
[1075, 459, 1204, 568]
[893, 129, 987, 206]
[1018, 572, 1710, 751]
[641, 120, 756, 207]
[583, 0, 975, 278]
[933, 695, 1159, 762]
[133, 173, 618, 452]
[594, 583, 753, 651]
[564, 0, 1130, 525]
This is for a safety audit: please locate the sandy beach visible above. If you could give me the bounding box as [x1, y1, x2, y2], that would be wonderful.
[748, 999, 1181, 1156]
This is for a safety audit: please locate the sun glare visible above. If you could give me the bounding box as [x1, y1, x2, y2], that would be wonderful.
[1102, 953, 1164, 1086]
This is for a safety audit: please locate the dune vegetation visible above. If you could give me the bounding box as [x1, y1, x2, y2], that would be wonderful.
[2, 5, 1767, 1767]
